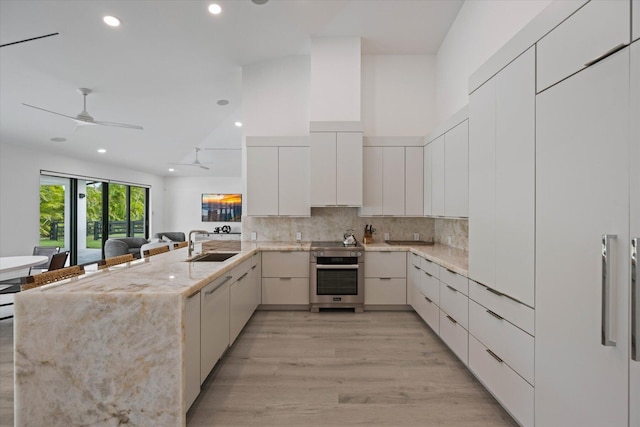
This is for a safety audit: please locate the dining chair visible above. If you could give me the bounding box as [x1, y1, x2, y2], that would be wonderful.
[47, 251, 69, 271]
[98, 253, 135, 269]
[21, 265, 85, 291]
[143, 245, 170, 258]
[28, 246, 60, 274]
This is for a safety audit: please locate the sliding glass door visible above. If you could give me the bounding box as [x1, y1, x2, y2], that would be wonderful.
[39, 174, 149, 265]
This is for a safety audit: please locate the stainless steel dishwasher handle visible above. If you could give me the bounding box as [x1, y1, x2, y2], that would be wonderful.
[632, 238, 638, 361]
[316, 264, 359, 270]
[602, 234, 617, 347]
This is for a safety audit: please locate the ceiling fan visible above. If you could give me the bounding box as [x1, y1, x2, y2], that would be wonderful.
[169, 148, 210, 170]
[22, 88, 143, 130]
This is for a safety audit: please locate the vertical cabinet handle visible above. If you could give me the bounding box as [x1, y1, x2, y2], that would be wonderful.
[632, 238, 639, 361]
[601, 234, 617, 347]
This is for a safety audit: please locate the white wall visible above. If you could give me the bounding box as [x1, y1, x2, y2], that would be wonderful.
[310, 37, 361, 122]
[163, 176, 243, 235]
[242, 55, 310, 136]
[0, 142, 165, 257]
[435, 0, 551, 123]
[362, 54, 436, 136]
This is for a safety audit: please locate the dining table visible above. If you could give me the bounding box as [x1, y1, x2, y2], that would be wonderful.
[0, 255, 48, 281]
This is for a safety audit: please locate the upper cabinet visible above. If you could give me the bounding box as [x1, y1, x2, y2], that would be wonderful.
[246, 137, 310, 217]
[424, 116, 469, 218]
[469, 47, 535, 307]
[310, 131, 363, 207]
[537, 0, 630, 92]
[361, 138, 423, 217]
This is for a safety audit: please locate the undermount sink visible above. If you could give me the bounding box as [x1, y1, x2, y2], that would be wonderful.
[189, 252, 238, 262]
[385, 240, 434, 246]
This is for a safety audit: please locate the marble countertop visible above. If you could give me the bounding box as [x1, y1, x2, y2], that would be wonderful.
[25, 240, 468, 297]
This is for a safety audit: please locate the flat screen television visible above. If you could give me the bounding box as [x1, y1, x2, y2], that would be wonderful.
[201, 194, 242, 222]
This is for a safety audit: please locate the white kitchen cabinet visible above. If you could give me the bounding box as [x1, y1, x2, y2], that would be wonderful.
[430, 136, 445, 216]
[184, 291, 201, 410]
[469, 47, 535, 306]
[439, 282, 468, 330]
[631, 39, 640, 427]
[468, 77, 496, 288]
[200, 275, 231, 384]
[382, 147, 405, 216]
[246, 144, 310, 217]
[423, 143, 432, 216]
[246, 146, 278, 216]
[361, 146, 383, 216]
[406, 254, 421, 307]
[439, 309, 468, 365]
[229, 263, 256, 345]
[536, 0, 630, 92]
[261, 251, 310, 306]
[444, 120, 468, 218]
[278, 147, 310, 216]
[494, 48, 535, 306]
[364, 251, 406, 305]
[310, 131, 363, 206]
[469, 335, 534, 427]
[405, 147, 423, 216]
[536, 48, 630, 427]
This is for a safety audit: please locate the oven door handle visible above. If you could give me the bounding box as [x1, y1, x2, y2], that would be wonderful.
[315, 264, 359, 270]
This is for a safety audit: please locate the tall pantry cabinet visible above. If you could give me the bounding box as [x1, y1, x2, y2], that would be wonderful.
[469, 47, 535, 307]
[536, 39, 638, 427]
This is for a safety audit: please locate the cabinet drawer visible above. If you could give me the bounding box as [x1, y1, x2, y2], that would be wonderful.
[365, 251, 407, 277]
[261, 277, 309, 305]
[469, 300, 534, 385]
[413, 291, 439, 334]
[420, 257, 440, 277]
[439, 266, 468, 295]
[262, 252, 309, 278]
[439, 282, 469, 330]
[409, 252, 421, 268]
[469, 335, 534, 427]
[537, 0, 630, 92]
[365, 278, 406, 305]
[419, 270, 440, 304]
[469, 280, 534, 336]
[439, 309, 468, 365]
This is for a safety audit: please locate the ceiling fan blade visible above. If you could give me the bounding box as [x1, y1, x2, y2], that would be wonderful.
[93, 120, 143, 130]
[22, 103, 78, 121]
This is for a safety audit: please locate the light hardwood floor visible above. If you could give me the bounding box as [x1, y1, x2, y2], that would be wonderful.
[0, 311, 518, 427]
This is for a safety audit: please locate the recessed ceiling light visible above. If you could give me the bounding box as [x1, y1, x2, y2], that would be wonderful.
[103, 16, 121, 27]
[50, 137, 66, 143]
[234, 121, 243, 127]
[251, 0, 269, 4]
[168, 168, 175, 172]
[217, 99, 229, 106]
[208, 4, 222, 15]
[97, 148, 107, 153]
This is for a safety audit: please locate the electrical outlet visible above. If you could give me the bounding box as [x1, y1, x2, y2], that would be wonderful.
[413, 233, 420, 241]
[251, 231, 257, 241]
[384, 232, 390, 241]
[447, 235, 452, 245]
[295, 232, 302, 241]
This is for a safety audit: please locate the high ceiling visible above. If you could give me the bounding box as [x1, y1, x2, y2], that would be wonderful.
[0, 0, 463, 177]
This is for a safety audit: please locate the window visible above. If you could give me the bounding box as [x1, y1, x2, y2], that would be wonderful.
[39, 174, 149, 265]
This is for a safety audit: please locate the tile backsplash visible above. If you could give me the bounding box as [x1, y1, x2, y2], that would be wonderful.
[242, 207, 436, 244]
[434, 217, 468, 251]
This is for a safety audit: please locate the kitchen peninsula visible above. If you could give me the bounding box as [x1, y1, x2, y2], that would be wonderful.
[13, 241, 467, 426]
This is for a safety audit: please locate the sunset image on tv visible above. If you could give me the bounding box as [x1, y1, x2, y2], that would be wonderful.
[202, 194, 242, 222]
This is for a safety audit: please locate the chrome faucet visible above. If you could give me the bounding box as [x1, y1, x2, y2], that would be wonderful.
[188, 230, 209, 257]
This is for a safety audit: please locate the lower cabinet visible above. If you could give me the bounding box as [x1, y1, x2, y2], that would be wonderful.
[261, 251, 310, 306]
[364, 251, 407, 305]
[200, 275, 231, 384]
[230, 255, 261, 345]
[184, 291, 201, 410]
[439, 309, 469, 365]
